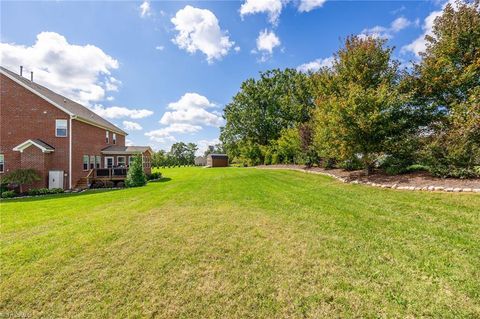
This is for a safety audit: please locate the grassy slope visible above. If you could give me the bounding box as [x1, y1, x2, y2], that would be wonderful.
[1, 167, 479, 318]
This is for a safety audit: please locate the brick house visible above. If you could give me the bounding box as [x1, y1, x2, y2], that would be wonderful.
[0, 66, 153, 190]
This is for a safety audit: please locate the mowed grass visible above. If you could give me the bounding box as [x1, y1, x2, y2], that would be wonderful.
[1, 168, 479, 318]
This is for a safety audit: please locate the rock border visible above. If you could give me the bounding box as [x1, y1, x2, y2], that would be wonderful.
[255, 167, 480, 194]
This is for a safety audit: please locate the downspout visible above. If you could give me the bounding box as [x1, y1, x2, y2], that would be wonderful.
[69, 116, 73, 189]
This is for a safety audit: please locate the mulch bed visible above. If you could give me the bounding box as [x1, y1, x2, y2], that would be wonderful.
[256, 164, 480, 192]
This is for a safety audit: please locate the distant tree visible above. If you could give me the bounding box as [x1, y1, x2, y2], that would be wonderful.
[186, 143, 198, 165]
[221, 68, 314, 155]
[2, 168, 40, 193]
[152, 150, 166, 168]
[203, 143, 225, 157]
[125, 155, 147, 187]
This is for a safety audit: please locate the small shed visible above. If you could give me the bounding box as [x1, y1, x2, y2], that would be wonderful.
[194, 156, 206, 166]
[206, 154, 228, 167]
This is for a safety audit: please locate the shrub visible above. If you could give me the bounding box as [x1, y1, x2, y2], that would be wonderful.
[116, 182, 125, 188]
[125, 155, 147, 187]
[147, 172, 162, 180]
[105, 181, 115, 188]
[92, 181, 105, 189]
[27, 188, 65, 196]
[2, 169, 41, 193]
[1, 190, 16, 198]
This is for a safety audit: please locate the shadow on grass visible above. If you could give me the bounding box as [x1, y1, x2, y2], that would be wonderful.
[0, 188, 122, 203]
[149, 177, 172, 183]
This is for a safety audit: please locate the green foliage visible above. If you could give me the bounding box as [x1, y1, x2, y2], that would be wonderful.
[276, 127, 301, 164]
[1, 190, 15, 198]
[147, 172, 162, 180]
[125, 155, 147, 187]
[2, 169, 41, 193]
[411, 0, 480, 177]
[27, 188, 64, 196]
[221, 68, 315, 162]
[312, 36, 416, 174]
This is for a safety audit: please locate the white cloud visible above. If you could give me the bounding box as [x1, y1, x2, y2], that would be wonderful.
[0, 32, 119, 106]
[196, 138, 221, 156]
[160, 93, 224, 127]
[91, 105, 154, 119]
[123, 120, 143, 131]
[139, 1, 151, 18]
[360, 16, 412, 39]
[171, 5, 235, 63]
[239, 0, 326, 24]
[126, 139, 134, 146]
[402, 11, 441, 56]
[402, 0, 457, 57]
[145, 123, 201, 143]
[240, 0, 284, 25]
[155, 45, 164, 51]
[297, 56, 334, 72]
[391, 16, 411, 32]
[106, 96, 115, 101]
[254, 29, 281, 61]
[146, 93, 223, 145]
[298, 0, 326, 12]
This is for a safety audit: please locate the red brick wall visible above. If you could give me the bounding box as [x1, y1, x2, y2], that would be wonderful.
[71, 120, 126, 186]
[1, 73, 127, 189]
[0, 74, 69, 187]
[19, 146, 54, 190]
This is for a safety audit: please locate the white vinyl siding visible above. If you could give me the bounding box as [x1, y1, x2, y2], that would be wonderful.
[55, 119, 68, 137]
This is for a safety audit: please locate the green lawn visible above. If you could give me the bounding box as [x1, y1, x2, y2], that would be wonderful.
[1, 167, 479, 318]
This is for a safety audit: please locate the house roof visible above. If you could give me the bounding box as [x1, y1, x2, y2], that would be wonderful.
[0, 66, 127, 135]
[13, 139, 55, 153]
[101, 145, 154, 155]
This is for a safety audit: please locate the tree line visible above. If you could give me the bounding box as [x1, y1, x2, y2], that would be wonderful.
[220, 0, 480, 178]
[152, 142, 224, 167]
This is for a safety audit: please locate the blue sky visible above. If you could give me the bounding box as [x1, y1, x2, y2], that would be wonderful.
[0, 0, 445, 153]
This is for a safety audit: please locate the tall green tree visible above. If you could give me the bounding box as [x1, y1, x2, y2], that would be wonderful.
[312, 36, 413, 174]
[409, 0, 480, 176]
[125, 155, 147, 187]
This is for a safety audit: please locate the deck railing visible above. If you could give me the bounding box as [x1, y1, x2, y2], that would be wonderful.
[89, 167, 129, 180]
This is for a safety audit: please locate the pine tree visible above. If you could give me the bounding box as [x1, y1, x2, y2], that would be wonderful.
[125, 155, 147, 187]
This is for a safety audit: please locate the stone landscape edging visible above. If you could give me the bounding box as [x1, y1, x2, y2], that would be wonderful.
[255, 166, 480, 194]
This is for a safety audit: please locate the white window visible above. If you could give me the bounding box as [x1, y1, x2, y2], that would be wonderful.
[90, 155, 95, 169]
[55, 119, 68, 137]
[128, 156, 133, 166]
[95, 156, 101, 169]
[83, 155, 89, 171]
[117, 156, 126, 167]
[0, 154, 4, 173]
[113, 133, 117, 144]
[106, 131, 109, 144]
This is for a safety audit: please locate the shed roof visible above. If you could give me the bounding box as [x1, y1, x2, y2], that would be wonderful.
[207, 153, 228, 158]
[1, 66, 126, 135]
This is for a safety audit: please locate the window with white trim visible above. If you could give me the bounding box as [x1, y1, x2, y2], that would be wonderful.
[106, 131, 109, 144]
[113, 133, 117, 144]
[55, 119, 68, 137]
[0, 154, 4, 173]
[117, 156, 126, 167]
[128, 156, 133, 167]
[95, 156, 101, 169]
[90, 155, 95, 169]
[83, 155, 89, 171]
